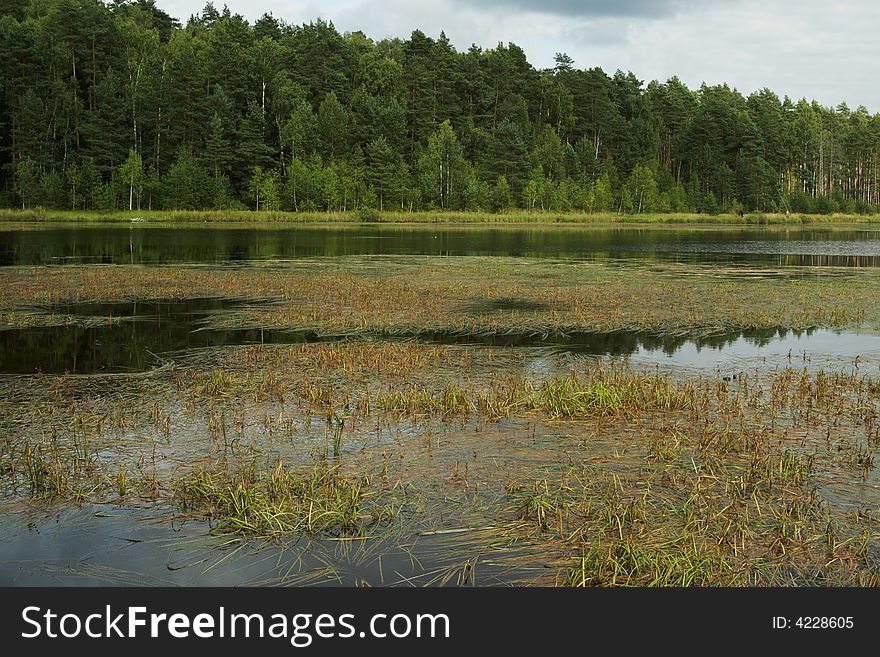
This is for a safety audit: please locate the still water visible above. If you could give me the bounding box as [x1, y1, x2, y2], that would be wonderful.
[3, 223, 880, 266]
[2, 298, 878, 374]
[2, 222, 879, 586]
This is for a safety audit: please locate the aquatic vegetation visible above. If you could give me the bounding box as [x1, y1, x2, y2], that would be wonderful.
[564, 541, 732, 587]
[531, 371, 693, 418]
[174, 461, 395, 538]
[502, 371, 880, 587]
[1, 244, 879, 586]
[1, 257, 877, 338]
[20, 443, 97, 502]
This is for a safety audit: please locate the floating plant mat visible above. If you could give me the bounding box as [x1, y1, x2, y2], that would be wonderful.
[0, 261, 880, 374]
[4, 258, 875, 345]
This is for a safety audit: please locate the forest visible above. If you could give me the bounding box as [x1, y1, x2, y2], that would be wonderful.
[3, 0, 880, 215]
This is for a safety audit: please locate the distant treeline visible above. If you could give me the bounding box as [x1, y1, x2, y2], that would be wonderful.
[3, 0, 880, 215]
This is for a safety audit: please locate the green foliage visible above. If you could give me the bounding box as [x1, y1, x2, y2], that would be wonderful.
[248, 166, 280, 211]
[522, 171, 542, 212]
[628, 164, 658, 213]
[13, 158, 39, 209]
[418, 120, 471, 210]
[490, 175, 513, 212]
[592, 173, 614, 213]
[366, 137, 406, 211]
[118, 149, 144, 210]
[316, 91, 349, 161]
[203, 114, 233, 180]
[1, 0, 880, 215]
[163, 148, 213, 210]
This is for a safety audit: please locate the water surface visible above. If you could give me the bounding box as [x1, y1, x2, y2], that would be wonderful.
[3, 222, 880, 587]
[3, 223, 880, 267]
[1, 297, 877, 374]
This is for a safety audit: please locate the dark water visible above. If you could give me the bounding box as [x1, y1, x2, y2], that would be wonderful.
[0, 298, 312, 374]
[3, 223, 880, 266]
[2, 297, 879, 374]
[0, 506, 533, 586]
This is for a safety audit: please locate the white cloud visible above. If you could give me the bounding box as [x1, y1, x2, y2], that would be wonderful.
[603, 0, 880, 109]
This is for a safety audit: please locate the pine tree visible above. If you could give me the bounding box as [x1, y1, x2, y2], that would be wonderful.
[80, 69, 129, 176]
[2, 0, 880, 214]
[365, 137, 399, 210]
[281, 100, 316, 166]
[203, 113, 232, 179]
[233, 101, 275, 191]
[316, 91, 349, 161]
[164, 147, 212, 209]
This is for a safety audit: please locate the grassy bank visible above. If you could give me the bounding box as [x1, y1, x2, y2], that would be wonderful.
[2, 207, 879, 225]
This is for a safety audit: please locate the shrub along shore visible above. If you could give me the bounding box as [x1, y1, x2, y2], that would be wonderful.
[1, 208, 880, 225]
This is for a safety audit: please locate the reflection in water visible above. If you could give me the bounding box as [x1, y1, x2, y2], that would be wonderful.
[2, 298, 879, 374]
[776, 254, 880, 267]
[3, 224, 880, 266]
[0, 298, 270, 374]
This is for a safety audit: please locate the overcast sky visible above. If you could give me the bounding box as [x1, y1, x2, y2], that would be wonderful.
[159, 0, 880, 111]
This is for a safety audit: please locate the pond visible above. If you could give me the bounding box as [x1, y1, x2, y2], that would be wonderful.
[2, 222, 879, 588]
[3, 223, 880, 266]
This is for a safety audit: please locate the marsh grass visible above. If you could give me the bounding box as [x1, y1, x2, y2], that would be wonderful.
[173, 460, 395, 538]
[532, 372, 692, 418]
[370, 369, 693, 421]
[21, 443, 96, 501]
[2, 258, 876, 338]
[2, 208, 877, 225]
[2, 276, 880, 587]
[502, 366, 880, 587]
[564, 541, 730, 587]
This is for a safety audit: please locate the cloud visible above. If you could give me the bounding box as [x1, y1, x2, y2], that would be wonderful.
[454, 0, 682, 18]
[592, 0, 880, 109]
[333, 0, 608, 52]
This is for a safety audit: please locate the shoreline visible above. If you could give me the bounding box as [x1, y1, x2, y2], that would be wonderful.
[2, 208, 880, 226]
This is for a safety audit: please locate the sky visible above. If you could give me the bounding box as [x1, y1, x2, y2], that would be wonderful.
[158, 0, 880, 112]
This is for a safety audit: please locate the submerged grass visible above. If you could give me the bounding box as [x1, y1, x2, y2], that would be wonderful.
[2, 353, 879, 586]
[533, 372, 692, 417]
[370, 369, 693, 420]
[502, 365, 880, 586]
[565, 542, 731, 587]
